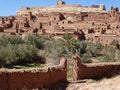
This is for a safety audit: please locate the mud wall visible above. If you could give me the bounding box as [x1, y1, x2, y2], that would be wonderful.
[72, 56, 120, 81]
[0, 58, 67, 90]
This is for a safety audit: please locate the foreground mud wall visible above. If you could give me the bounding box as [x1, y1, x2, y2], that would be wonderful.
[72, 56, 120, 81]
[0, 70, 8, 90]
[0, 58, 67, 90]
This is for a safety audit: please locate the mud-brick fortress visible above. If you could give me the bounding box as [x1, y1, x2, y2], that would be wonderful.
[0, 0, 120, 45]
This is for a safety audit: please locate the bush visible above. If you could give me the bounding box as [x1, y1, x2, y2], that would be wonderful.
[23, 34, 46, 49]
[74, 40, 87, 55]
[81, 53, 91, 63]
[62, 33, 73, 40]
[44, 39, 69, 64]
[110, 39, 119, 46]
[87, 42, 102, 57]
[14, 44, 38, 64]
[0, 45, 17, 67]
[62, 33, 76, 56]
[102, 46, 116, 62]
[0, 44, 38, 67]
[115, 50, 120, 61]
[0, 35, 24, 47]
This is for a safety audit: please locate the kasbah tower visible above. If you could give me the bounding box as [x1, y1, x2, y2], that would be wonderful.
[0, 0, 120, 46]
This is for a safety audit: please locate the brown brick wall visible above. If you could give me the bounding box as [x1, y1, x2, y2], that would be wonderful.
[72, 56, 120, 81]
[0, 70, 8, 90]
[0, 58, 67, 89]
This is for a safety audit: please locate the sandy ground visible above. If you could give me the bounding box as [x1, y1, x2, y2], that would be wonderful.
[66, 75, 120, 90]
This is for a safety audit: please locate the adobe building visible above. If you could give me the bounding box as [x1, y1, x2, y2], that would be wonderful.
[0, 1, 120, 45]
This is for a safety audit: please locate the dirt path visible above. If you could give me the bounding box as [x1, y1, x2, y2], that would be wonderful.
[66, 75, 120, 90]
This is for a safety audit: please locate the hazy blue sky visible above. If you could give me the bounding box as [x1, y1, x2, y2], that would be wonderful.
[0, 0, 120, 16]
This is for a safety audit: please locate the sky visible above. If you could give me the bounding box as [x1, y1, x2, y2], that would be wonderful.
[0, 0, 120, 16]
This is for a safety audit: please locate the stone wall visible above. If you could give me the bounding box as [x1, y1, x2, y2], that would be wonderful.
[16, 2, 106, 16]
[0, 58, 67, 90]
[72, 56, 120, 81]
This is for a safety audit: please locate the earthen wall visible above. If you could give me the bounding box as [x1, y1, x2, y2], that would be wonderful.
[0, 58, 67, 90]
[72, 56, 120, 81]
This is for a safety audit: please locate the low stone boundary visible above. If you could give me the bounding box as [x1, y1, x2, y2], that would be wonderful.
[72, 56, 120, 81]
[0, 58, 67, 90]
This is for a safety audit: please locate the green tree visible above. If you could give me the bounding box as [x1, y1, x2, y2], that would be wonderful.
[62, 33, 73, 40]
[87, 42, 102, 57]
[0, 35, 24, 47]
[74, 40, 87, 55]
[110, 39, 119, 49]
[0, 44, 18, 67]
[61, 33, 76, 55]
[114, 49, 120, 61]
[110, 39, 119, 46]
[14, 44, 38, 64]
[102, 46, 116, 62]
[81, 53, 91, 63]
[24, 34, 46, 49]
[0, 44, 38, 67]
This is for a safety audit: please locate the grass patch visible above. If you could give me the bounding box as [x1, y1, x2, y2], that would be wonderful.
[8, 63, 45, 69]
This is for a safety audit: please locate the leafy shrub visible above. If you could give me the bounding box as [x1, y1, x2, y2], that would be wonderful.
[23, 34, 46, 49]
[0, 45, 17, 67]
[102, 46, 116, 62]
[62, 33, 73, 40]
[110, 39, 119, 49]
[81, 53, 91, 63]
[61, 33, 76, 56]
[0, 44, 38, 67]
[110, 39, 119, 46]
[44, 39, 69, 64]
[115, 50, 120, 61]
[14, 44, 38, 64]
[87, 42, 102, 57]
[0, 35, 24, 47]
[74, 40, 87, 55]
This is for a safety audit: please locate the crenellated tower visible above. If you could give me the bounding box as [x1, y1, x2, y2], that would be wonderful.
[56, 0, 66, 5]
